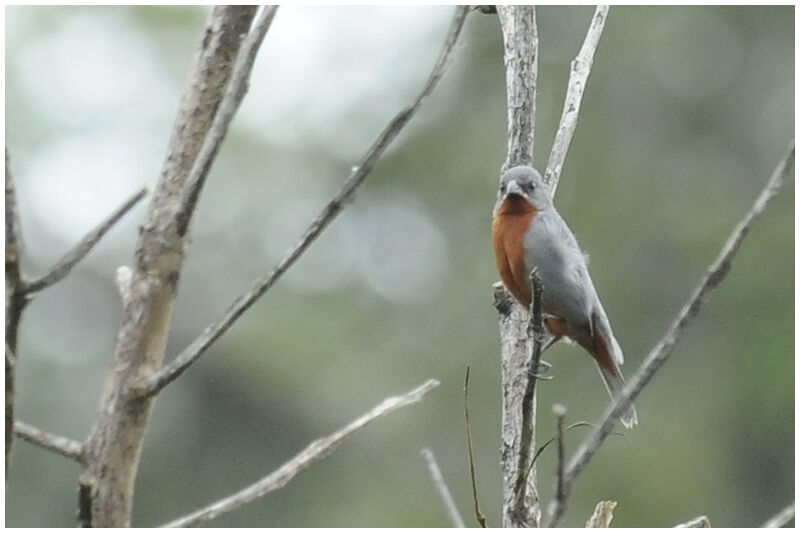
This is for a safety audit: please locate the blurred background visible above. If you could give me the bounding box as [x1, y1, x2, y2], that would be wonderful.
[5, 5, 794, 527]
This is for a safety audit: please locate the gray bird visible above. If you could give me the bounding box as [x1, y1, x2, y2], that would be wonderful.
[492, 165, 637, 428]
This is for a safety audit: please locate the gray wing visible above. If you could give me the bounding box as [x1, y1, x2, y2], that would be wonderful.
[523, 208, 624, 365]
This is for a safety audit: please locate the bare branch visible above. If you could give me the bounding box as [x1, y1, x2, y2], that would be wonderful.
[586, 500, 617, 528]
[421, 447, 465, 528]
[552, 403, 567, 516]
[544, 5, 609, 196]
[25, 186, 149, 294]
[160, 379, 440, 528]
[6, 150, 25, 474]
[546, 140, 795, 527]
[5, 345, 16, 476]
[13, 420, 85, 464]
[5, 148, 23, 287]
[494, 7, 542, 527]
[674, 515, 711, 528]
[494, 282, 541, 527]
[464, 366, 487, 528]
[497, 6, 538, 174]
[82, 7, 261, 527]
[132, 6, 470, 398]
[174, 6, 279, 236]
[761, 503, 794, 528]
[510, 269, 545, 525]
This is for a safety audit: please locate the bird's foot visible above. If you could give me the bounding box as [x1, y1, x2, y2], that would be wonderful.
[528, 359, 553, 380]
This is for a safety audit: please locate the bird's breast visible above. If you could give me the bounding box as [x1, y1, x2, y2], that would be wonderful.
[492, 197, 538, 308]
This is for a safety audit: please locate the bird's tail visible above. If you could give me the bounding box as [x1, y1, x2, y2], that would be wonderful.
[591, 320, 638, 429]
[597, 364, 638, 429]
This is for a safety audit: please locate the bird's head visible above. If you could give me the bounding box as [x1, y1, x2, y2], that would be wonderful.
[493, 165, 551, 216]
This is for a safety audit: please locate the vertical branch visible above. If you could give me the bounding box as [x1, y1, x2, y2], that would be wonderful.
[81, 7, 261, 527]
[497, 6, 538, 174]
[495, 5, 541, 528]
[511, 270, 545, 524]
[5, 149, 26, 476]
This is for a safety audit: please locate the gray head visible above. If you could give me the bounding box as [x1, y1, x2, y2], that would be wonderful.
[494, 165, 551, 215]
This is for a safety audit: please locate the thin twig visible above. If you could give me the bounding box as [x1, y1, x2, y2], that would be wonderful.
[552, 403, 567, 515]
[511, 269, 544, 525]
[586, 500, 617, 528]
[674, 515, 711, 528]
[132, 5, 470, 399]
[25, 186, 149, 293]
[421, 447, 465, 528]
[13, 420, 85, 464]
[546, 141, 795, 527]
[543, 5, 609, 196]
[761, 503, 794, 528]
[159, 379, 440, 527]
[174, 6, 279, 236]
[463, 366, 487, 528]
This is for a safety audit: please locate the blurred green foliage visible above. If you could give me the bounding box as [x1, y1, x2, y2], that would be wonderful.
[6, 5, 793, 528]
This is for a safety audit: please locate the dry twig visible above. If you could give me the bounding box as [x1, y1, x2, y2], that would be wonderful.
[174, 6, 278, 236]
[463, 366, 487, 528]
[545, 141, 795, 527]
[510, 269, 545, 525]
[544, 5, 609, 194]
[160, 380, 440, 527]
[25, 186, 149, 293]
[421, 448, 465, 528]
[13, 420, 85, 464]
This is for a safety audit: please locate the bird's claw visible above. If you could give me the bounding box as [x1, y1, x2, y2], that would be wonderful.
[528, 359, 553, 380]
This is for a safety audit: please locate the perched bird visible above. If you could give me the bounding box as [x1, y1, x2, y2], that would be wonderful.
[491, 166, 637, 428]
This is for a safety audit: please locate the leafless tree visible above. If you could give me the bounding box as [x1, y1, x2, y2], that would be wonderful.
[5, 5, 793, 529]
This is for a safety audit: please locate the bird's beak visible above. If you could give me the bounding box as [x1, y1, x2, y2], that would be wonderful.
[505, 180, 525, 198]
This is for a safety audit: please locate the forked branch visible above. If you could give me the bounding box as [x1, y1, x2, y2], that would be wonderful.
[132, 5, 470, 398]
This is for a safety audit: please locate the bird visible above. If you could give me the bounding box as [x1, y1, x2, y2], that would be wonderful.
[491, 165, 637, 428]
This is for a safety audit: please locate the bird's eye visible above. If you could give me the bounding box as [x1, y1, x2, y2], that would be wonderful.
[500, 184, 507, 194]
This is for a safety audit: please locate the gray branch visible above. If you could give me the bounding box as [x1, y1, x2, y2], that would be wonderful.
[5, 151, 24, 475]
[421, 447, 465, 528]
[160, 380, 440, 527]
[131, 5, 470, 399]
[13, 420, 85, 464]
[761, 503, 794, 528]
[544, 5, 609, 195]
[174, 6, 279, 236]
[81, 7, 264, 526]
[545, 140, 795, 527]
[494, 5, 542, 527]
[25, 186, 149, 293]
[497, 6, 538, 174]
